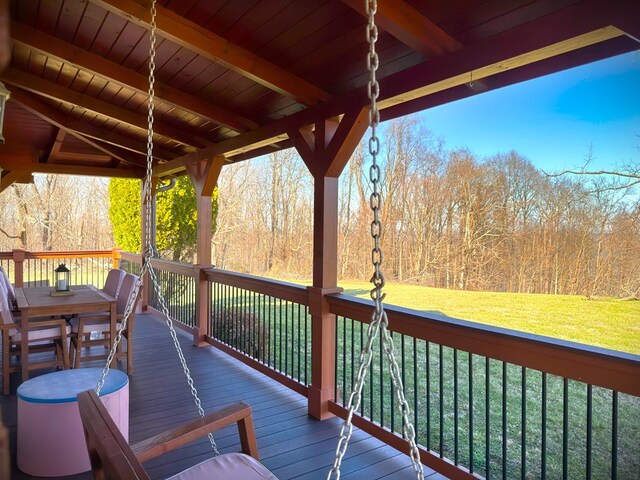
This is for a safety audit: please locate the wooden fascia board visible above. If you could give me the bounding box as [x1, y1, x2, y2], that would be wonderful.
[1, 68, 204, 149]
[10, 21, 258, 133]
[4, 161, 144, 179]
[341, 0, 461, 56]
[89, 0, 331, 106]
[9, 88, 145, 167]
[154, 0, 635, 176]
[46, 128, 66, 163]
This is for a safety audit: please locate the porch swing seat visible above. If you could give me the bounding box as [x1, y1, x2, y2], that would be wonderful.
[77, 389, 278, 479]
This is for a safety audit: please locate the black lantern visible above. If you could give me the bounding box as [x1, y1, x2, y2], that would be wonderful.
[0, 81, 9, 144]
[54, 264, 71, 292]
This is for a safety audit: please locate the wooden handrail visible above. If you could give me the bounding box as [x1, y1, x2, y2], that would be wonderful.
[120, 251, 143, 264]
[205, 268, 309, 306]
[148, 258, 195, 277]
[327, 293, 640, 397]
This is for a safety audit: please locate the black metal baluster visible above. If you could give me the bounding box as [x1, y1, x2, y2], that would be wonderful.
[454, 348, 459, 464]
[304, 306, 308, 384]
[486, 357, 491, 479]
[284, 299, 288, 371]
[563, 378, 568, 480]
[351, 317, 355, 406]
[413, 337, 418, 444]
[342, 316, 346, 404]
[439, 344, 444, 457]
[502, 362, 507, 480]
[469, 353, 474, 474]
[612, 391, 618, 480]
[297, 303, 301, 381]
[426, 342, 431, 451]
[521, 367, 526, 480]
[268, 295, 272, 367]
[541, 372, 547, 479]
[278, 298, 283, 372]
[335, 315, 339, 402]
[586, 384, 592, 480]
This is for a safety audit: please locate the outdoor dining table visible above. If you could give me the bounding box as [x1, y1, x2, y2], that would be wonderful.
[14, 285, 117, 384]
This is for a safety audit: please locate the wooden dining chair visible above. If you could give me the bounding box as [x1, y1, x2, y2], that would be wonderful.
[0, 287, 70, 394]
[69, 273, 139, 373]
[77, 389, 277, 479]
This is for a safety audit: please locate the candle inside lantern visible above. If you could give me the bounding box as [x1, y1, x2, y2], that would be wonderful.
[57, 279, 67, 291]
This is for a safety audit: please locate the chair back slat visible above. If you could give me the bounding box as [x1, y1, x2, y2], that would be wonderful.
[103, 269, 126, 299]
[0, 288, 14, 326]
[116, 274, 139, 316]
[0, 267, 15, 306]
[77, 389, 149, 479]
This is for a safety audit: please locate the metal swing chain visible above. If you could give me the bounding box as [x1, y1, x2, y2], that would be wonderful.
[327, 1, 424, 478]
[96, 0, 220, 456]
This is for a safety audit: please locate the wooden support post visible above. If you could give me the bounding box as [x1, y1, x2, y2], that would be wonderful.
[12, 249, 25, 288]
[111, 248, 122, 269]
[185, 155, 225, 346]
[290, 108, 368, 420]
[140, 178, 157, 312]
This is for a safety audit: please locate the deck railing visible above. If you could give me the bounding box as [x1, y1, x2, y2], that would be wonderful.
[328, 294, 640, 480]
[0, 249, 120, 288]
[16, 250, 636, 480]
[204, 269, 312, 396]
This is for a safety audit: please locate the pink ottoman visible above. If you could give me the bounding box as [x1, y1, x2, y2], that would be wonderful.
[17, 368, 129, 477]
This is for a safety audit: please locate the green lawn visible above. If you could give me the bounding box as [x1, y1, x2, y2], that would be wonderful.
[334, 280, 640, 355]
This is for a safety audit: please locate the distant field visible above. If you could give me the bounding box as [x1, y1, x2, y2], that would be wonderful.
[335, 280, 640, 355]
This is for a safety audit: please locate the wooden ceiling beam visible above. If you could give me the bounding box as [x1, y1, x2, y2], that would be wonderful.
[1, 68, 206, 150]
[10, 21, 258, 133]
[9, 88, 148, 168]
[89, 0, 331, 106]
[0, 153, 144, 179]
[0, 169, 33, 193]
[341, 0, 461, 57]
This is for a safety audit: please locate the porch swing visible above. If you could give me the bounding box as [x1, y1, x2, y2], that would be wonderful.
[77, 1, 424, 479]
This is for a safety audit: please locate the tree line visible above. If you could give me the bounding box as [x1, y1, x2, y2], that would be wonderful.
[1, 118, 637, 298]
[213, 118, 639, 298]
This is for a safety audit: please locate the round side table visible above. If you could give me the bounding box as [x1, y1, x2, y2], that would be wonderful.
[17, 368, 129, 477]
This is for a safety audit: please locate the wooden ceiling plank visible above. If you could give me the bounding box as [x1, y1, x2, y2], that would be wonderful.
[341, 0, 461, 57]
[0, 68, 204, 149]
[88, 0, 331, 106]
[10, 20, 259, 133]
[9, 88, 147, 168]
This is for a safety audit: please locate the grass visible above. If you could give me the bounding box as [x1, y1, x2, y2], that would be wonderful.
[335, 280, 640, 355]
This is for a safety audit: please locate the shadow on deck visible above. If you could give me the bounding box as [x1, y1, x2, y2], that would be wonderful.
[2, 312, 446, 479]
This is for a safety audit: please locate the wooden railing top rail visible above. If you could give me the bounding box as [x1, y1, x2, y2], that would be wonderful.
[205, 269, 309, 306]
[0, 249, 118, 259]
[120, 251, 142, 264]
[328, 293, 640, 397]
[148, 258, 195, 277]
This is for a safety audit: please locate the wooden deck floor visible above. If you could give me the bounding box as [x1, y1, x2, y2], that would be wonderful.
[2, 313, 446, 479]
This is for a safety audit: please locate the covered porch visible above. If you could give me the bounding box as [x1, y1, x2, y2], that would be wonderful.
[0, 1, 639, 478]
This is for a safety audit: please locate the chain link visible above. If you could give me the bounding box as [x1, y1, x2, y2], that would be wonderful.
[327, 1, 424, 478]
[95, 0, 219, 456]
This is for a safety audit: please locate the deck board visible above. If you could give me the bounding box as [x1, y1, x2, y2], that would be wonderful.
[2, 312, 444, 479]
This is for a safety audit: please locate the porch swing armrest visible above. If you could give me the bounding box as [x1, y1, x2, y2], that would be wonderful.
[131, 401, 259, 463]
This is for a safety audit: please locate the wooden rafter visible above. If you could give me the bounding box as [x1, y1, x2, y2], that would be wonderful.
[10, 21, 258, 133]
[89, 0, 331, 106]
[10, 88, 147, 168]
[0, 68, 207, 150]
[341, 0, 461, 57]
[45, 128, 66, 163]
[0, 169, 33, 193]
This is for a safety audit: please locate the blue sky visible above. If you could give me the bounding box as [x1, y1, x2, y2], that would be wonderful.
[414, 51, 640, 172]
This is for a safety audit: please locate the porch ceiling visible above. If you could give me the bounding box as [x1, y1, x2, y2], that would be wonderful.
[0, 0, 638, 189]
